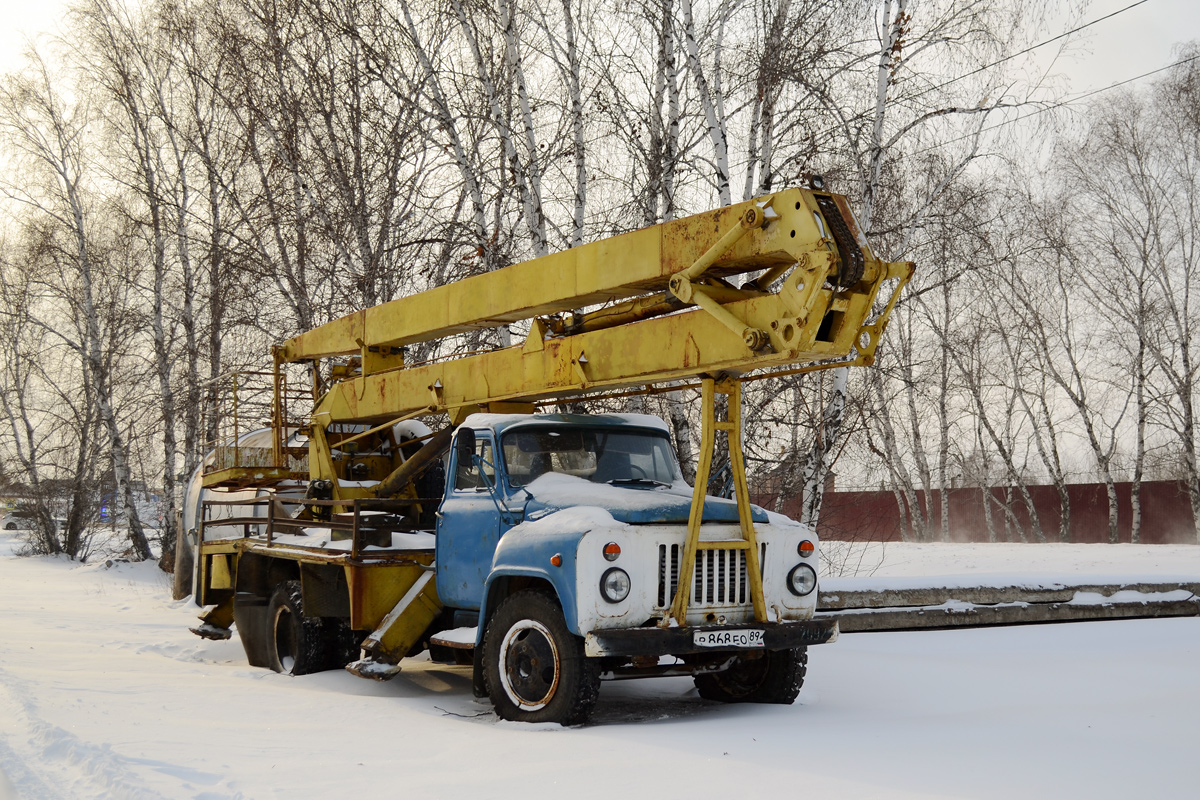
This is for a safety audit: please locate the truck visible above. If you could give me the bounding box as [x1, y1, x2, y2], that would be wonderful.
[184, 183, 912, 724]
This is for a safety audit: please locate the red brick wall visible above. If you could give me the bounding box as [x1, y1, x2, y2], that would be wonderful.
[755, 480, 1197, 544]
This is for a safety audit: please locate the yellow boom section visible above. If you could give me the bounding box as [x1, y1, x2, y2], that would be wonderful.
[280, 188, 903, 363]
[280, 187, 913, 425]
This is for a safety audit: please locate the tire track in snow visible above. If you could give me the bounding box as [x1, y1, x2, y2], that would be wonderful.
[0, 665, 244, 800]
[0, 734, 60, 800]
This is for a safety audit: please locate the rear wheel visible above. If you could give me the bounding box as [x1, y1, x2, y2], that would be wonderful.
[267, 580, 329, 675]
[694, 647, 807, 704]
[483, 591, 600, 725]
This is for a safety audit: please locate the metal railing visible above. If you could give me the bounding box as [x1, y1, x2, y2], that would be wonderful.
[200, 496, 438, 559]
[201, 368, 312, 475]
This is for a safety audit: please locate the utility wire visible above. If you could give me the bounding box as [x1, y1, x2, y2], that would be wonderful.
[914, 52, 1200, 155]
[910, 0, 1152, 101]
[791, 1, 1155, 167]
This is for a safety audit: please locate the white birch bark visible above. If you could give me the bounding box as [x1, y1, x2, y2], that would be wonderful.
[395, 0, 487, 250]
[500, 0, 548, 256]
[799, 367, 847, 528]
[448, 0, 546, 257]
[860, 0, 906, 232]
[1, 62, 153, 560]
[667, 389, 695, 484]
[936, 278, 951, 541]
[560, 0, 586, 247]
[92, 6, 181, 568]
[680, 0, 730, 205]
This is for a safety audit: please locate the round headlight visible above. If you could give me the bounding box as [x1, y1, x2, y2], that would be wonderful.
[786, 564, 818, 596]
[600, 568, 631, 603]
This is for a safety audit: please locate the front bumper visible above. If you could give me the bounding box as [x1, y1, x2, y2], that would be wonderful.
[583, 618, 839, 657]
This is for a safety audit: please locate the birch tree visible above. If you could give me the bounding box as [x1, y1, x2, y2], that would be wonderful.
[0, 54, 153, 560]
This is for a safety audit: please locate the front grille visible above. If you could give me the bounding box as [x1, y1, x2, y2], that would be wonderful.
[656, 543, 767, 608]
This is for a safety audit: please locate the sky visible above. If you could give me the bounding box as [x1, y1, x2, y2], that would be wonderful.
[1029, 0, 1200, 95]
[0, 0, 1195, 120]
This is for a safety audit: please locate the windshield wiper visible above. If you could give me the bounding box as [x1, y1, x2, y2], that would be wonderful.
[607, 478, 671, 488]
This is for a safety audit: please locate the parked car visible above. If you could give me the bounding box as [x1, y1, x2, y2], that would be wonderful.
[1, 508, 36, 530]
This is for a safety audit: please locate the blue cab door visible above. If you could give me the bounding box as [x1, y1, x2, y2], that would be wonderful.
[436, 431, 517, 609]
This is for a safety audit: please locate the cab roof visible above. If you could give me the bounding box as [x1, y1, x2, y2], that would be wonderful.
[460, 412, 671, 438]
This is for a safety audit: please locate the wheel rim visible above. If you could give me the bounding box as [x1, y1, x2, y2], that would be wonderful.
[273, 605, 297, 673]
[498, 619, 560, 711]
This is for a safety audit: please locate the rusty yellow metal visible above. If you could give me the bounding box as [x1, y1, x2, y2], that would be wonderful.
[666, 379, 766, 626]
[358, 570, 443, 663]
[196, 538, 241, 606]
[285, 188, 912, 554]
[304, 284, 901, 426]
[209, 554, 233, 590]
[201, 465, 294, 489]
[345, 561, 435, 632]
[277, 188, 870, 362]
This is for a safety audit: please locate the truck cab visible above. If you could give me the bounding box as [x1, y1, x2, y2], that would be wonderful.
[434, 412, 836, 723]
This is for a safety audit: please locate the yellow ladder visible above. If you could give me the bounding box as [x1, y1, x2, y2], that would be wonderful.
[665, 377, 767, 625]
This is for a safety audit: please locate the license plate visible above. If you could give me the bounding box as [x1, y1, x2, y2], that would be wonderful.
[693, 628, 765, 648]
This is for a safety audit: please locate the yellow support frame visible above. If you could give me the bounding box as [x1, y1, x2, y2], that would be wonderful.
[666, 378, 766, 625]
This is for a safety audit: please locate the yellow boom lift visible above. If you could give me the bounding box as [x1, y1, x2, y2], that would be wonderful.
[190, 184, 911, 723]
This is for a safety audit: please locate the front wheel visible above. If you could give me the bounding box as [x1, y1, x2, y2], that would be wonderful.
[694, 647, 807, 704]
[483, 591, 600, 725]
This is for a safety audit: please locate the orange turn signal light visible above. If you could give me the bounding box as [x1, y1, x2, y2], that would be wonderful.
[798, 540, 815, 558]
[603, 542, 621, 562]
[550, 553, 563, 567]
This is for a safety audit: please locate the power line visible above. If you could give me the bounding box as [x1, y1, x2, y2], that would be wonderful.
[910, 0, 1153, 101]
[790, 1, 1156, 167]
[913, 52, 1200, 155]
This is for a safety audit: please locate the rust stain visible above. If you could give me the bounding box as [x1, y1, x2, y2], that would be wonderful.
[683, 333, 700, 368]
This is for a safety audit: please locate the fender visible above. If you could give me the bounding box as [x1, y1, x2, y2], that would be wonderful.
[470, 529, 583, 701]
[475, 523, 584, 647]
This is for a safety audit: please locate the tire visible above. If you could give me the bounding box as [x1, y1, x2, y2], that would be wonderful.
[483, 591, 600, 725]
[267, 580, 330, 675]
[4, 523, 15, 530]
[694, 647, 807, 704]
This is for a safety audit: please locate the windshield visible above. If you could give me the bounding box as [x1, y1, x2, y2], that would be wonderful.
[501, 426, 681, 487]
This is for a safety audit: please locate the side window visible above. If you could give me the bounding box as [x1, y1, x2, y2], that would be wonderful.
[454, 438, 495, 491]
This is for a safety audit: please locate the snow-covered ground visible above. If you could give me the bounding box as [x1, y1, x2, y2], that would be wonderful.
[1, 531, 1197, 800]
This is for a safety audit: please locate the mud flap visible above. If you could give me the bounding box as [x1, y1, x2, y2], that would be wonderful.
[344, 658, 404, 681]
[190, 598, 236, 641]
[230, 592, 272, 668]
[471, 643, 487, 698]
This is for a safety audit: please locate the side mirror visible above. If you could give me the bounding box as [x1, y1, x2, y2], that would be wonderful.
[455, 428, 476, 465]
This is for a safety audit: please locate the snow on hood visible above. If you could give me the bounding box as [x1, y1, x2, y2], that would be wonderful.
[520, 473, 769, 525]
[508, 505, 623, 537]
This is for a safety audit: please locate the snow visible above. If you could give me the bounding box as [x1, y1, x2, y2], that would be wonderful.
[513, 504, 622, 535]
[297, 530, 437, 551]
[820, 540, 1200, 581]
[1068, 589, 1195, 605]
[392, 420, 432, 442]
[431, 627, 478, 645]
[1, 532, 1198, 799]
[524, 472, 691, 511]
[460, 412, 670, 433]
